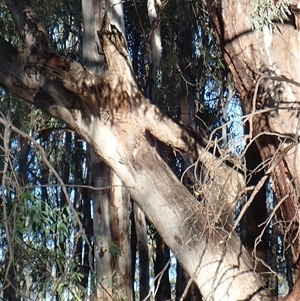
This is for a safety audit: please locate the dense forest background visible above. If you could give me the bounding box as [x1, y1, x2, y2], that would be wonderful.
[0, 0, 299, 300]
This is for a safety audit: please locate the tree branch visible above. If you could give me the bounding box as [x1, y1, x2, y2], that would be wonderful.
[5, 0, 51, 53]
[0, 28, 245, 214]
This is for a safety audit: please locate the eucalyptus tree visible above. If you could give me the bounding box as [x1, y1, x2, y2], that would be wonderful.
[207, 1, 300, 299]
[0, 1, 88, 300]
[81, 1, 134, 299]
[1, 0, 300, 301]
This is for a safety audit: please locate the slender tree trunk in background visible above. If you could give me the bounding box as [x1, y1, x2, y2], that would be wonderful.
[146, 0, 161, 103]
[154, 233, 171, 301]
[286, 249, 294, 294]
[53, 132, 71, 300]
[176, 264, 202, 301]
[82, 0, 132, 299]
[81, 0, 105, 75]
[74, 137, 93, 287]
[134, 203, 150, 301]
[58, 131, 71, 258]
[74, 187, 93, 289]
[91, 155, 113, 299]
[130, 202, 137, 301]
[269, 204, 279, 296]
[82, 186, 94, 286]
[244, 134, 268, 283]
[110, 172, 133, 301]
[178, 0, 195, 130]
[176, 264, 185, 300]
[81, 1, 112, 298]
[19, 137, 30, 186]
[3, 258, 19, 301]
[177, 1, 201, 299]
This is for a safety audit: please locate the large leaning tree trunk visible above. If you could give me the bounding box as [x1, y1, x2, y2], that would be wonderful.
[206, 0, 300, 276]
[0, 1, 277, 300]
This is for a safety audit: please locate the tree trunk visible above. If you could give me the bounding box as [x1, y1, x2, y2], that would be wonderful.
[206, 0, 300, 278]
[110, 172, 133, 301]
[130, 202, 137, 301]
[82, 1, 132, 299]
[176, 263, 202, 301]
[177, 3, 201, 299]
[244, 131, 268, 283]
[134, 203, 150, 301]
[154, 233, 171, 301]
[74, 136, 92, 288]
[3, 259, 20, 301]
[82, 1, 113, 298]
[0, 1, 276, 299]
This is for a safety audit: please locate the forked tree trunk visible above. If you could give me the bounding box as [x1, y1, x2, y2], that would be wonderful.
[0, 1, 277, 299]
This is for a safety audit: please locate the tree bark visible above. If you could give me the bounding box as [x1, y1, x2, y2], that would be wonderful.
[134, 203, 150, 301]
[110, 172, 133, 301]
[0, 1, 274, 299]
[206, 0, 300, 277]
[82, 2, 113, 298]
[244, 133, 268, 283]
[82, 1, 132, 299]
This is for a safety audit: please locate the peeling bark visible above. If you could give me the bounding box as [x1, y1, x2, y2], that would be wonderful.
[206, 0, 300, 279]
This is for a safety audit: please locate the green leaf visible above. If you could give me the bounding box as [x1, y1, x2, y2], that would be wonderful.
[109, 241, 121, 260]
